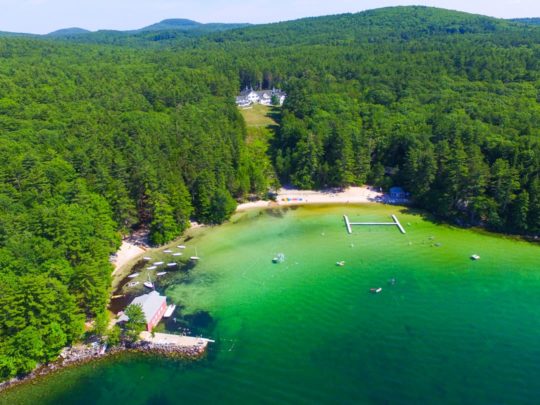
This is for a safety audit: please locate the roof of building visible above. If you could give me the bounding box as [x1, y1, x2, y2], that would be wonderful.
[118, 291, 166, 324]
[239, 87, 286, 97]
[389, 186, 405, 193]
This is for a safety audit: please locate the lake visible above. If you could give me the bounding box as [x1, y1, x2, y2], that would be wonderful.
[2, 204, 540, 405]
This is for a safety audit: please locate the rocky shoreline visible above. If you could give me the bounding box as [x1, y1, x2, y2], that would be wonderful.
[0, 340, 207, 393]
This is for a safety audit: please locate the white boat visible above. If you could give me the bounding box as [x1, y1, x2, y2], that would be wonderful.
[147, 266, 157, 270]
[157, 272, 167, 276]
[336, 261, 345, 267]
[164, 249, 172, 253]
[172, 253, 182, 256]
[163, 304, 176, 318]
[144, 273, 154, 289]
[127, 273, 139, 278]
[127, 281, 140, 287]
[177, 245, 186, 249]
[471, 254, 481, 260]
[167, 263, 177, 267]
[370, 287, 382, 294]
[190, 248, 200, 261]
[153, 261, 164, 266]
[143, 257, 152, 261]
[272, 253, 285, 263]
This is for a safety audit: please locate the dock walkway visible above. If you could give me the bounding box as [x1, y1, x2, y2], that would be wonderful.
[140, 332, 215, 349]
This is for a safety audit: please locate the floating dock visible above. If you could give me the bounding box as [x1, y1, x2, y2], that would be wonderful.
[344, 215, 406, 234]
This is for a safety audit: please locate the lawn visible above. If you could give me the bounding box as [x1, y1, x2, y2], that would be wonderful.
[239, 104, 279, 128]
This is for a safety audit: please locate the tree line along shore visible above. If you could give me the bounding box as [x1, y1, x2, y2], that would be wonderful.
[1, 6, 540, 383]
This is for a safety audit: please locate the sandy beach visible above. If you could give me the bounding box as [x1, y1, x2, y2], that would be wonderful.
[111, 241, 145, 276]
[236, 186, 383, 211]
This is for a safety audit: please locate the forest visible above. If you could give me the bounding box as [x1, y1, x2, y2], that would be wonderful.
[0, 6, 539, 380]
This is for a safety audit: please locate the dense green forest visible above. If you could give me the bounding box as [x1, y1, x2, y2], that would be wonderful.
[0, 6, 539, 380]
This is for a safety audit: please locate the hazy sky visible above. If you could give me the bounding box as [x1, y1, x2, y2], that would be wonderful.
[0, 0, 538, 35]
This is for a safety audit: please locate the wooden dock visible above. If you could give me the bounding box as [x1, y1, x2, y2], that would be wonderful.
[344, 215, 406, 234]
[343, 215, 352, 234]
[391, 214, 406, 234]
[140, 332, 215, 348]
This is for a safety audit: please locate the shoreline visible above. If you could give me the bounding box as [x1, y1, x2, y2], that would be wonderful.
[0, 187, 400, 394]
[0, 340, 208, 394]
[236, 186, 384, 212]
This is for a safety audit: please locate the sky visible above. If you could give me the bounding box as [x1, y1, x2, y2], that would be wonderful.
[0, 0, 538, 35]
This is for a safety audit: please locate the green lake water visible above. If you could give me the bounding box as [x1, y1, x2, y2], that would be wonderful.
[2, 204, 540, 405]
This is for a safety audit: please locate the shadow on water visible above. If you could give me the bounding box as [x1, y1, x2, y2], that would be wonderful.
[266, 207, 290, 218]
[162, 310, 217, 339]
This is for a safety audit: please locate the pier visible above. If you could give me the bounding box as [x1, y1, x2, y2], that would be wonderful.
[140, 332, 215, 349]
[343, 214, 406, 234]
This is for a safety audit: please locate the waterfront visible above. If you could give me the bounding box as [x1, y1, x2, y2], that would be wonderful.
[2, 204, 540, 405]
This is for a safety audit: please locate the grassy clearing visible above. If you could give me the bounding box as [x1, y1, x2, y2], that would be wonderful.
[239, 104, 279, 128]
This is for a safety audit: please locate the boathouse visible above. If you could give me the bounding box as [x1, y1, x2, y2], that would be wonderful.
[389, 187, 407, 199]
[119, 291, 167, 331]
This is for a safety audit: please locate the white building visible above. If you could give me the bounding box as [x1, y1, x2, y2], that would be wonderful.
[236, 87, 286, 108]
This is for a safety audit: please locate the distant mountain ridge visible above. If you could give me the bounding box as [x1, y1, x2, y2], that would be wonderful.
[510, 18, 540, 25]
[137, 18, 249, 32]
[47, 27, 91, 37]
[0, 18, 249, 38]
[0, 9, 537, 44]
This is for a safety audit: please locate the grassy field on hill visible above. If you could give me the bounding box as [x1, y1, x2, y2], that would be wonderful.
[239, 104, 280, 128]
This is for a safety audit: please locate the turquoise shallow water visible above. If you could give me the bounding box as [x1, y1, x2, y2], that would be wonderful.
[2, 204, 540, 404]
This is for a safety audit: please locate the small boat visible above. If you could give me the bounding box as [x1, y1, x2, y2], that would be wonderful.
[153, 261, 164, 266]
[127, 273, 139, 278]
[336, 261, 345, 267]
[173, 253, 182, 256]
[164, 304, 176, 318]
[144, 273, 154, 289]
[164, 249, 172, 253]
[177, 245, 186, 249]
[272, 253, 285, 263]
[143, 257, 152, 261]
[370, 287, 382, 294]
[147, 266, 157, 270]
[471, 254, 481, 260]
[167, 262, 177, 267]
[157, 272, 167, 276]
[190, 248, 200, 261]
[127, 281, 140, 287]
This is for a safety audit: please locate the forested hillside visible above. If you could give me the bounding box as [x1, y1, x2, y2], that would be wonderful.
[204, 7, 540, 235]
[0, 39, 269, 378]
[0, 6, 539, 380]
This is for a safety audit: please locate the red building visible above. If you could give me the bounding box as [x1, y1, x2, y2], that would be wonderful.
[120, 291, 167, 331]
